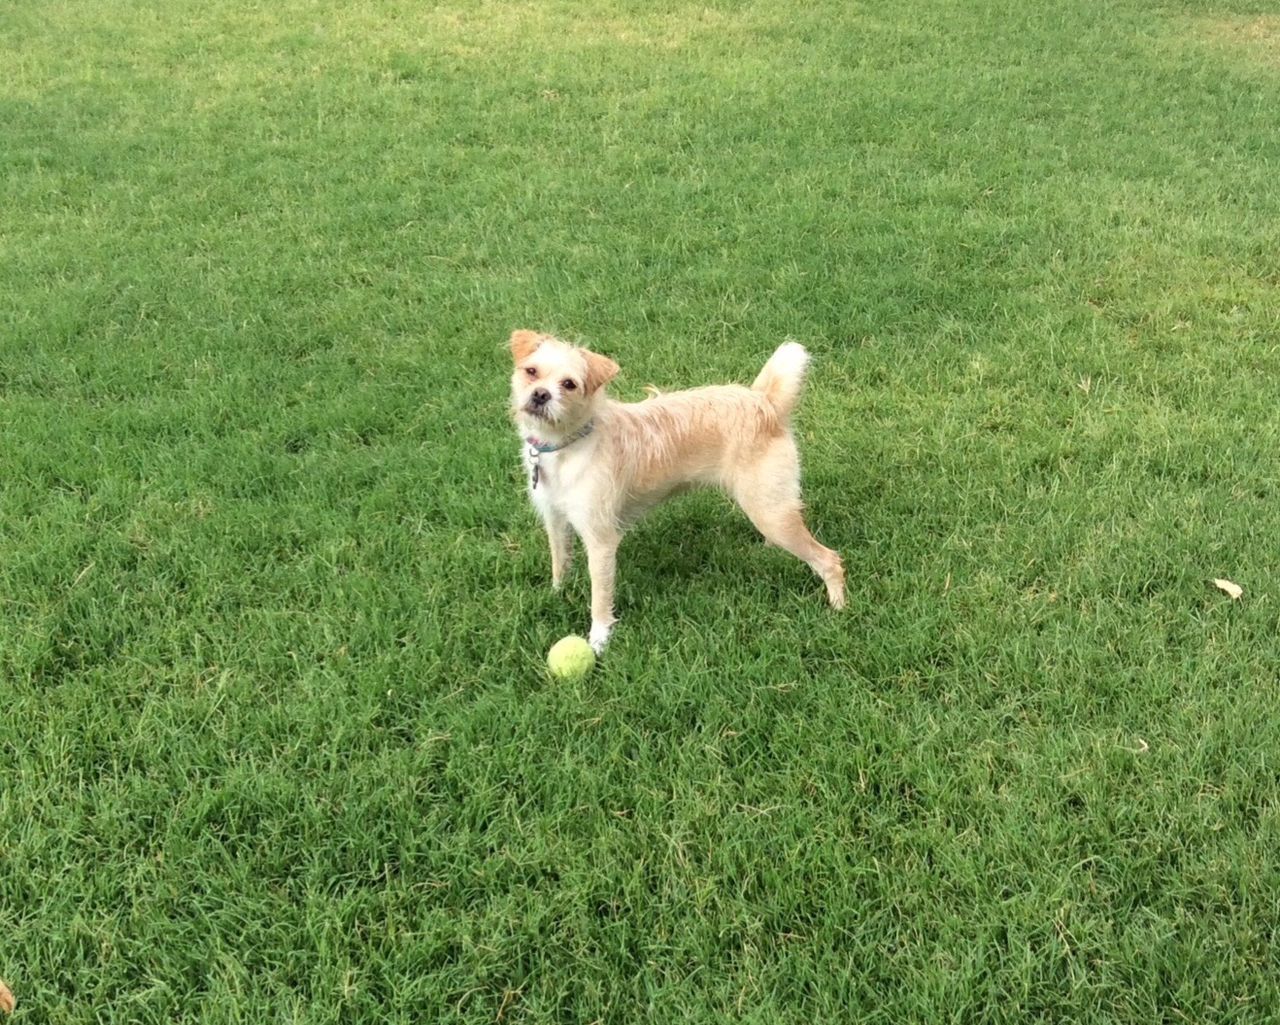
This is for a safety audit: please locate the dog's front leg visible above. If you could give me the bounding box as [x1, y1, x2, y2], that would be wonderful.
[582, 529, 620, 652]
[543, 510, 574, 590]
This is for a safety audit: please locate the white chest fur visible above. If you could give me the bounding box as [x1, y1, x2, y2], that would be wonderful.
[522, 436, 602, 525]
[523, 444, 570, 509]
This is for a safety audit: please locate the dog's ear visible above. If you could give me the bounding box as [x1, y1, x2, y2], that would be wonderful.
[583, 349, 620, 393]
[509, 330, 541, 363]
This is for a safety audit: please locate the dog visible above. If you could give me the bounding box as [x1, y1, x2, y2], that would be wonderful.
[509, 329, 845, 651]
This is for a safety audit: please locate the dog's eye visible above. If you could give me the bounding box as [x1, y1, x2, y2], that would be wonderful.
[562, 379, 577, 391]
[524, 366, 537, 378]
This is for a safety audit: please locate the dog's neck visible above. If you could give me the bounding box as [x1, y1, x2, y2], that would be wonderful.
[524, 419, 595, 454]
[523, 419, 595, 491]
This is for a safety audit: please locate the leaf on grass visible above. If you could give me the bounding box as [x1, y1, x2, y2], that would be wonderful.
[0, 979, 14, 1014]
[1212, 578, 1243, 600]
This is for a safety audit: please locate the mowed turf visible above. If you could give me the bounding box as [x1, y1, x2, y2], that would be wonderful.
[2, 0, 1280, 1020]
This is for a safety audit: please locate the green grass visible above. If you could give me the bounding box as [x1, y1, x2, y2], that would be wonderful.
[3, 0, 1280, 1020]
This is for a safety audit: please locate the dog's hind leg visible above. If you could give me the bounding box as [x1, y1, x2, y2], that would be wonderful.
[732, 439, 845, 609]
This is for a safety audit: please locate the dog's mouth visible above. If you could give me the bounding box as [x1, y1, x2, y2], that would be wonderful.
[522, 401, 554, 421]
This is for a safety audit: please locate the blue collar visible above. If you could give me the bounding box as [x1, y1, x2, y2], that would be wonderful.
[525, 420, 594, 455]
[525, 421, 594, 490]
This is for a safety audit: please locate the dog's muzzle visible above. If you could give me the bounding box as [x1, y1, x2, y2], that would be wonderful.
[524, 388, 552, 417]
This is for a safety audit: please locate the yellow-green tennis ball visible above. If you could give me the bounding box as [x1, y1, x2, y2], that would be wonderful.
[547, 635, 595, 681]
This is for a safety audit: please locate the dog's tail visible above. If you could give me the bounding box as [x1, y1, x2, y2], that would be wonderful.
[751, 341, 810, 419]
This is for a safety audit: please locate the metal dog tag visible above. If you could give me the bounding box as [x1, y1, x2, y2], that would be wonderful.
[528, 447, 541, 489]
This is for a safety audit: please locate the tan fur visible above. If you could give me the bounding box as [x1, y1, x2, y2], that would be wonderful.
[509, 329, 541, 363]
[510, 331, 844, 651]
[583, 350, 621, 394]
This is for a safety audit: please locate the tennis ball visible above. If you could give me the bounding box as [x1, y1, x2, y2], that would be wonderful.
[547, 635, 595, 681]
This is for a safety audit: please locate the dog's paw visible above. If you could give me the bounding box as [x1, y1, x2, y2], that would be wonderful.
[588, 621, 613, 654]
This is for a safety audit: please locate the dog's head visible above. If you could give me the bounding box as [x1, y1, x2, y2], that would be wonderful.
[509, 330, 619, 439]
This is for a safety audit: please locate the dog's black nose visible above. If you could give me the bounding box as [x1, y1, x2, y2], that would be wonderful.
[530, 387, 551, 407]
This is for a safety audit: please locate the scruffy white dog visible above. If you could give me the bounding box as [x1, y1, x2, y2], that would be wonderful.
[509, 329, 844, 651]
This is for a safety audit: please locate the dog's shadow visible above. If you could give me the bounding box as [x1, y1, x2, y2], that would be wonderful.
[611, 491, 779, 597]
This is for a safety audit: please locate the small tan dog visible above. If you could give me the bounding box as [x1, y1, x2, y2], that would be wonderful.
[509, 329, 845, 651]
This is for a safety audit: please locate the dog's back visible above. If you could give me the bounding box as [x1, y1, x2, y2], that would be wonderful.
[601, 384, 782, 495]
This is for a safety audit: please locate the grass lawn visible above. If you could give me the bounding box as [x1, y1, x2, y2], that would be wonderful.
[3, 0, 1280, 1020]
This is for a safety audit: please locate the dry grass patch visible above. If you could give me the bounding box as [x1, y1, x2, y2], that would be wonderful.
[1196, 14, 1280, 65]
